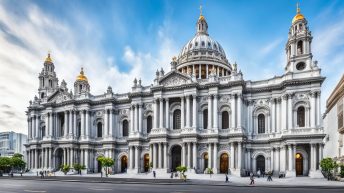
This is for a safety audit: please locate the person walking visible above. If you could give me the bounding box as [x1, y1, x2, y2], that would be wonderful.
[153, 171, 156, 179]
[257, 169, 261, 178]
[267, 171, 273, 181]
[249, 173, 255, 185]
[225, 174, 229, 183]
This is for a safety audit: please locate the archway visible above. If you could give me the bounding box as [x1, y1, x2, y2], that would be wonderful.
[171, 145, 182, 172]
[55, 148, 63, 170]
[97, 160, 102, 173]
[144, 154, 150, 172]
[256, 155, 265, 173]
[121, 156, 128, 173]
[220, 153, 229, 173]
[296, 153, 304, 176]
[203, 153, 209, 171]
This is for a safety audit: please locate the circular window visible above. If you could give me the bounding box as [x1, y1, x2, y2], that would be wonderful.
[296, 62, 306, 71]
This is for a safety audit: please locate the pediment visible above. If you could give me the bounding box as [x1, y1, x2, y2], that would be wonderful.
[47, 89, 72, 103]
[159, 71, 191, 87]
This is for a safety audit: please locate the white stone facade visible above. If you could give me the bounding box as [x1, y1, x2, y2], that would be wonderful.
[25, 7, 325, 177]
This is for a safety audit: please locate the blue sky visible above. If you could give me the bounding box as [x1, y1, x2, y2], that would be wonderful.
[1, 0, 344, 134]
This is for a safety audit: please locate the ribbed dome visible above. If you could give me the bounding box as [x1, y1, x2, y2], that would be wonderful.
[179, 33, 227, 59]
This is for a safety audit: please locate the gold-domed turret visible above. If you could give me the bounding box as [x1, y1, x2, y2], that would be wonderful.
[76, 67, 88, 82]
[198, 5, 205, 21]
[292, 3, 305, 24]
[45, 52, 53, 63]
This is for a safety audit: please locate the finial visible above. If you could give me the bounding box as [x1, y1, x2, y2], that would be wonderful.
[172, 56, 176, 62]
[200, 5, 203, 16]
[296, 2, 300, 14]
[45, 51, 53, 63]
[80, 67, 84, 75]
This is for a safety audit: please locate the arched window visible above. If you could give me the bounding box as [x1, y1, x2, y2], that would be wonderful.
[97, 122, 102, 138]
[79, 85, 82, 92]
[41, 93, 45, 99]
[42, 77, 45, 87]
[42, 126, 46, 138]
[203, 109, 208, 129]
[147, 116, 152, 133]
[297, 106, 305, 127]
[297, 41, 303, 55]
[49, 79, 52, 87]
[122, 120, 128, 137]
[222, 111, 229, 129]
[173, 109, 181, 130]
[258, 114, 265, 134]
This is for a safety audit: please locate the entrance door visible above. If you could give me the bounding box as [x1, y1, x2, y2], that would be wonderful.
[220, 153, 229, 173]
[256, 155, 265, 173]
[144, 154, 150, 172]
[295, 153, 303, 176]
[203, 153, 209, 171]
[121, 156, 128, 173]
[97, 160, 102, 173]
[171, 146, 181, 172]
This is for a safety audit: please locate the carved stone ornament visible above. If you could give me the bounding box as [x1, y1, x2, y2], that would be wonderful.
[96, 110, 103, 117]
[161, 76, 186, 86]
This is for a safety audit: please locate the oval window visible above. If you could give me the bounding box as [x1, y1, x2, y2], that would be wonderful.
[296, 62, 306, 71]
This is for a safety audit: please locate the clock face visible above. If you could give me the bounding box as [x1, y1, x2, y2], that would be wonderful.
[296, 62, 306, 71]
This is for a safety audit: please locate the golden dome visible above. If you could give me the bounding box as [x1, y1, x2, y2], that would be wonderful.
[199, 15, 205, 21]
[76, 67, 88, 82]
[45, 53, 53, 63]
[292, 3, 305, 24]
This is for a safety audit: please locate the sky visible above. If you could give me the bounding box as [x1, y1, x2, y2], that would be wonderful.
[1, 0, 344, 135]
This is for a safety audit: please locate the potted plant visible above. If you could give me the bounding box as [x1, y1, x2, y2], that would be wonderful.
[320, 157, 338, 181]
[61, 164, 70, 175]
[97, 156, 115, 177]
[176, 166, 187, 181]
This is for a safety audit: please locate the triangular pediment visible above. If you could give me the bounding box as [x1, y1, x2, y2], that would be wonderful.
[159, 71, 191, 87]
[47, 89, 72, 103]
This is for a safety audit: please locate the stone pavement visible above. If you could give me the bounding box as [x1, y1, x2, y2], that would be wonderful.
[7, 171, 344, 188]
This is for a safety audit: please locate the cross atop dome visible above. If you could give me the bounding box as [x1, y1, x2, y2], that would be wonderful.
[196, 5, 208, 35]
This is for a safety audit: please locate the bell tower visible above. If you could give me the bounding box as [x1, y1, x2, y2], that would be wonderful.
[285, 3, 313, 73]
[38, 53, 59, 99]
[196, 5, 208, 35]
[74, 67, 90, 95]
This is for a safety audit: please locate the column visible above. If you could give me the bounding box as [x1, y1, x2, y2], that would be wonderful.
[213, 143, 218, 172]
[28, 118, 31, 139]
[48, 148, 52, 168]
[293, 144, 296, 171]
[310, 92, 316, 128]
[193, 142, 197, 169]
[192, 95, 197, 128]
[181, 97, 185, 129]
[276, 99, 281, 133]
[288, 145, 292, 171]
[271, 99, 275, 133]
[80, 111, 85, 137]
[198, 64, 201, 79]
[104, 109, 109, 137]
[231, 95, 236, 128]
[206, 64, 209, 78]
[271, 148, 274, 171]
[247, 149, 251, 171]
[159, 99, 164, 128]
[109, 109, 114, 137]
[310, 144, 315, 171]
[49, 114, 53, 137]
[153, 100, 158, 128]
[31, 116, 35, 139]
[44, 114, 48, 138]
[158, 143, 162, 168]
[129, 146, 133, 169]
[138, 105, 142, 133]
[230, 142, 235, 169]
[164, 143, 168, 169]
[208, 144, 212, 170]
[64, 111, 68, 137]
[69, 110, 73, 137]
[36, 115, 40, 139]
[187, 143, 191, 168]
[153, 144, 157, 169]
[70, 148, 73, 166]
[135, 146, 139, 170]
[182, 143, 186, 166]
[135, 105, 139, 132]
[317, 92, 321, 126]
[85, 110, 89, 138]
[319, 143, 323, 169]
[208, 95, 212, 129]
[130, 105, 134, 132]
[238, 142, 242, 171]
[149, 144, 153, 168]
[213, 95, 218, 129]
[84, 149, 88, 169]
[80, 149, 84, 165]
[282, 95, 287, 131]
[237, 94, 242, 128]
[186, 96, 191, 128]
[73, 111, 77, 138]
[288, 94, 293, 130]
[165, 99, 169, 129]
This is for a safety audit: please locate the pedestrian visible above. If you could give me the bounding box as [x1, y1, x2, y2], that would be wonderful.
[257, 169, 261, 178]
[40, 171, 44, 179]
[267, 171, 273, 181]
[153, 171, 156, 178]
[170, 172, 173, 179]
[20, 170, 23, 177]
[100, 170, 103, 178]
[249, 173, 255, 185]
[225, 174, 229, 183]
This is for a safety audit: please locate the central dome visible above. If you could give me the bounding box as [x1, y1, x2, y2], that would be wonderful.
[176, 13, 231, 79]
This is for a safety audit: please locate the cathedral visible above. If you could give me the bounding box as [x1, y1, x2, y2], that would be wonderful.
[25, 5, 325, 178]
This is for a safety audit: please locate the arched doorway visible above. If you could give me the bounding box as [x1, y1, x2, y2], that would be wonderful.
[256, 155, 265, 173]
[55, 148, 63, 170]
[97, 160, 102, 173]
[203, 153, 209, 171]
[171, 145, 181, 172]
[121, 156, 128, 173]
[296, 153, 303, 176]
[144, 154, 150, 172]
[220, 153, 229, 173]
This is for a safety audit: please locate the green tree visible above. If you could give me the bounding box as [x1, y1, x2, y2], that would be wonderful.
[11, 156, 26, 170]
[97, 156, 114, 177]
[61, 164, 70, 175]
[320, 157, 338, 180]
[176, 165, 187, 181]
[0, 157, 12, 172]
[340, 165, 344, 178]
[73, 163, 85, 175]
